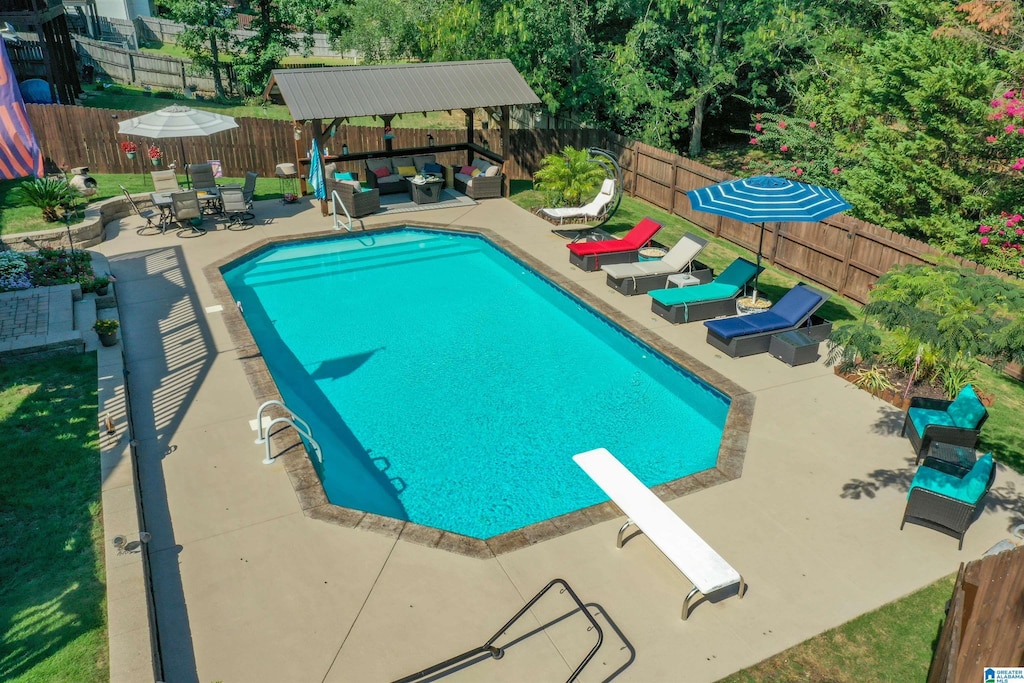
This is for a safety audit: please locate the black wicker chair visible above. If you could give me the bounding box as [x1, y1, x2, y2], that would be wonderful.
[900, 454, 996, 549]
[900, 387, 989, 458]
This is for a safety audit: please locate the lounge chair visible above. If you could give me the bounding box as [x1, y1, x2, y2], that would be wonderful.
[602, 232, 712, 296]
[649, 257, 762, 323]
[703, 283, 832, 357]
[542, 178, 616, 240]
[573, 448, 745, 621]
[901, 452, 995, 549]
[901, 384, 989, 458]
[567, 217, 662, 271]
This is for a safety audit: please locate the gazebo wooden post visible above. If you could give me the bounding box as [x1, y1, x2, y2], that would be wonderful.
[292, 120, 307, 196]
[463, 108, 475, 165]
[382, 115, 395, 152]
[501, 105, 511, 196]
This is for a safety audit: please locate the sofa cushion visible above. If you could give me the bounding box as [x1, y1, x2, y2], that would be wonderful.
[379, 174, 403, 184]
[324, 163, 338, 177]
[396, 165, 417, 177]
[392, 156, 414, 170]
[947, 385, 986, 428]
[337, 179, 361, 191]
[472, 158, 492, 173]
[909, 453, 993, 504]
[413, 155, 436, 172]
[366, 158, 392, 174]
[372, 166, 390, 179]
[908, 407, 955, 434]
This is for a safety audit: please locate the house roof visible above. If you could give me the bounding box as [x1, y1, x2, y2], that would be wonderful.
[264, 60, 541, 121]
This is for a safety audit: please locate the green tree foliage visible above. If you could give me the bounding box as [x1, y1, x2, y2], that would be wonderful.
[17, 178, 78, 223]
[324, 0, 427, 63]
[533, 147, 606, 207]
[234, 0, 326, 95]
[164, 0, 235, 98]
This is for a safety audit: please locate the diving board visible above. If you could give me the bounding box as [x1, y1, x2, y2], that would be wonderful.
[573, 448, 745, 620]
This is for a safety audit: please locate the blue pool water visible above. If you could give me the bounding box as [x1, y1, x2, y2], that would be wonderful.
[222, 228, 729, 539]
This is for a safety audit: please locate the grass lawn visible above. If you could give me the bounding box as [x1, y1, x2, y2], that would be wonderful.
[719, 574, 955, 682]
[0, 173, 285, 236]
[0, 354, 107, 682]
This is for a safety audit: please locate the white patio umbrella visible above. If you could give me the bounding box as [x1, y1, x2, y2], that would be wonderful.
[117, 105, 238, 180]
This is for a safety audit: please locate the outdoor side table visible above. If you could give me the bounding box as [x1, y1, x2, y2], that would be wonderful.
[667, 272, 701, 288]
[921, 441, 977, 469]
[408, 177, 444, 204]
[768, 329, 820, 366]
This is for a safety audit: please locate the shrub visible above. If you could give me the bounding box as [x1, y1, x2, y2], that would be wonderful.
[26, 248, 93, 287]
[0, 251, 28, 279]
[17, 177, 80, 222]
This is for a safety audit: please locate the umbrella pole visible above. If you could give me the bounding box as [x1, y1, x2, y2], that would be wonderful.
[753, 222, 766, 303]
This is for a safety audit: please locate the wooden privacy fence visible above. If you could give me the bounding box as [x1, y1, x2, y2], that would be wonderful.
[26, 103, 1006, 304]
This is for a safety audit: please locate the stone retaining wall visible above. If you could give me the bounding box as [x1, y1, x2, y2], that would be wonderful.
[1, 194, 144, 252]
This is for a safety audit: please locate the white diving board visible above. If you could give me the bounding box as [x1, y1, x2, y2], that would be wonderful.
[573, 448, 745, 620]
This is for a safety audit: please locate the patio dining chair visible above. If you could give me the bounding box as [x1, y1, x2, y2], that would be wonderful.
[189, 163, 218, 192]
[151, 169, 180, 193]
[220, 186, 254, 230]
[120, 185, 161, 235]
[170, 190, 205, 237]
[242, 171, 258, 203]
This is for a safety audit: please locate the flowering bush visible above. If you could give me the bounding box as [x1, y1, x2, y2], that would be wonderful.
[0, 251, 31, 292]
[976, 211, 1024, 276]
[25, 248, 94, 287]
[147, 145, 162, 160]
[737, 113, 844, 186]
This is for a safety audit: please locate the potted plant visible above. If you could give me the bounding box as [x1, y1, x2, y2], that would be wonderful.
[148, 144, 162, 166]
[120, 140, 138, 159]
[92, 276, 110, 296]
[93, 318, 120, 346]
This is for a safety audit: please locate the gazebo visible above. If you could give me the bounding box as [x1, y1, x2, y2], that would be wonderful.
[263, 60, 541, 197]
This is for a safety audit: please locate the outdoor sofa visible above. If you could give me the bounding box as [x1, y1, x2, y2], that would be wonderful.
[602, 232, 712, 295]
[901, 452, 995, 549]
[703, 283, 832, 357]
[567, 217, 662, 271]
[901, 384, 989, 458]
[649, 257, 762, 323]
[365, 154, 445, 195]
[451, 157, 503, 199]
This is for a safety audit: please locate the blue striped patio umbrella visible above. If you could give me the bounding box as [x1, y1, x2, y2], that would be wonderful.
[685, 175, 851, 299]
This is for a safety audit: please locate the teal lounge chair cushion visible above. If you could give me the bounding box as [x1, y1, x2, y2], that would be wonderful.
[947, 384, 986, 428]
[908, 408, 954, 434]
[909, 453, 993, 504]
[650, 258, 759, 306]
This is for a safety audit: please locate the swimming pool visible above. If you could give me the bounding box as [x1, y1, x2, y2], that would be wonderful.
[222, 228, 729, 539]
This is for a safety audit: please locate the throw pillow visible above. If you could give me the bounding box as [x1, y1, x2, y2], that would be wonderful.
[335, 171, 356, 181]
[460, 165, 475, 176]
[397, 165, 417, 177]
[484, 165, 500, 177]
[470, 167, 483, 177]
[373, 166, 390, 179]
[424, 162, 444, 174]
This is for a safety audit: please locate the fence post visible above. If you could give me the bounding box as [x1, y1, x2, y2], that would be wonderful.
[180, 62, 187, 91]
[837, 222, 858, 299]
[128, 51, 136, 84]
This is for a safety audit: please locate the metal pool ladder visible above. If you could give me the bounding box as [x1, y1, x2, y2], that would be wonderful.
[391, 578, 603, 683]
[254, 400, 322, 465]
[331, 189, 353, 232]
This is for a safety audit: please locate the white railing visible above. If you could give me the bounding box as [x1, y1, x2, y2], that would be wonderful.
[254, 400, 322, 465]
[331, 190, 353, 232]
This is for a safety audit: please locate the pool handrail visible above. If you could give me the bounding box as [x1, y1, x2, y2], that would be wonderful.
[331, 189, 353, 232]
[255, 399, 322, 465]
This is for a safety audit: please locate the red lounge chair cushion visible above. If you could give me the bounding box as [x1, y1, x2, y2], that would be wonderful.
[567, 218, 662, 256]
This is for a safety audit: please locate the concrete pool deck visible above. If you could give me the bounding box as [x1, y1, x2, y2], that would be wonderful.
[94, 198, 1024, 682]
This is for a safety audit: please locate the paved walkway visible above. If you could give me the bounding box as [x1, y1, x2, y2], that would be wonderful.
[93, 198, 1024, 683]
[0, 284, 83, 358]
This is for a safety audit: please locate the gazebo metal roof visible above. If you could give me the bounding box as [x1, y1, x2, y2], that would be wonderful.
[264, 60, 541, 121]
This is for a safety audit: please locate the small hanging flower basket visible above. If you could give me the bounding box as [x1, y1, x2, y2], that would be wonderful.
[120, 140, 138, 159]
[147, 144, 162, 166]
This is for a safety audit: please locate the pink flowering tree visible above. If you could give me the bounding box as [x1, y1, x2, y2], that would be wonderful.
[737, 113, 843, 187]
[974, 89, 1024, 277]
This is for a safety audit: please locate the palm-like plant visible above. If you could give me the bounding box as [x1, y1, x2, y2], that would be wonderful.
[533, 146, 607, 207]
[17, 177, 80, 223]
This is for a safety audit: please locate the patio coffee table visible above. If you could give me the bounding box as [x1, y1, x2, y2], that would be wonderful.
[921, 441, 977, 469]
[407, 176, 444, 204]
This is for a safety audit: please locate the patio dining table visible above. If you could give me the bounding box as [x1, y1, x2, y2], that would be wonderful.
[150, 188, 224, 233]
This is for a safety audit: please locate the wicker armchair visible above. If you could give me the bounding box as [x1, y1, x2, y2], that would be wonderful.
[900, 385, 989, 458]
[325, 177, 380, 218]
[901, 453, 996, 549]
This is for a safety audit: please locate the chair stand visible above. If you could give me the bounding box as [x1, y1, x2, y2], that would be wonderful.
[226, 210, 255, 231]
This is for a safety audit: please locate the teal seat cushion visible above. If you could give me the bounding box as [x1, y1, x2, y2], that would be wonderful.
[910, 453, 993, 504]
[947, 384, 986, 428]
[650, 282, 738, 306]
[908, 407, 954, 434]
